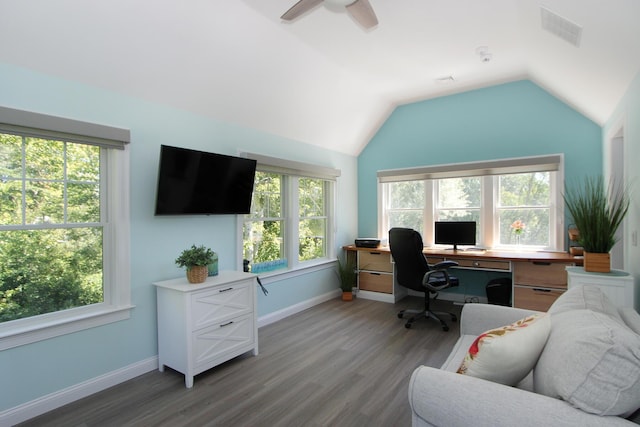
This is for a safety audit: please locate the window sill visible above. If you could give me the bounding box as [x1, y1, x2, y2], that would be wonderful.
[0, 304, 135, 351]
[253, 258, 336, 285]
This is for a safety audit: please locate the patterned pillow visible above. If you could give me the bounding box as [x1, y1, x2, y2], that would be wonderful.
[457, 313, 551, 386]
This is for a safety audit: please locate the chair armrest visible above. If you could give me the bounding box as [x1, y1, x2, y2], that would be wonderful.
[431, 260, 458, 270]
[409, 366, 635, 427]
[460, 303, 540, 336]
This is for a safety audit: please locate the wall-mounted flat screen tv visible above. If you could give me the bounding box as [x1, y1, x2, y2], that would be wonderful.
[434, 221, 476, 250]
[155, 145, 257, 215]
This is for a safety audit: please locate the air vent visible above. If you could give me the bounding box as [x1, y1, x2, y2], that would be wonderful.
[540, 6, 582, 47]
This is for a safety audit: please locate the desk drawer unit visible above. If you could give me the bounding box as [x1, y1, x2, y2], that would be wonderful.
[358, 251, 393, 272]
[513, 286, 565, 312]
[513, 261, 573, 310]
[358, 271, 393, 293]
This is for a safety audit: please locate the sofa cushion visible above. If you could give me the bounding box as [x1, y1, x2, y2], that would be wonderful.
[549, 284, 621, 321]
[534, 308, 640, 416]
[457, 313, 550, 386]
[618, 307, 640, 335]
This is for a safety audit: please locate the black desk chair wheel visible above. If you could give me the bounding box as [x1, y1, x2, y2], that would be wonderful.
[389, 227, 460, 331]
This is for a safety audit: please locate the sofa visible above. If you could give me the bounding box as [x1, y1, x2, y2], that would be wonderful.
[409, 285, 640, 426]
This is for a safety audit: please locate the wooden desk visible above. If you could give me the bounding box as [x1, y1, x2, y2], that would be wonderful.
[344, 245, 582, 310]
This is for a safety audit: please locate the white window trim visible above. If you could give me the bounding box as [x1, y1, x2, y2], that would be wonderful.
[238, 152, 340, 272]
[378, 154, 565, 251]
[0, 110, 132, 351]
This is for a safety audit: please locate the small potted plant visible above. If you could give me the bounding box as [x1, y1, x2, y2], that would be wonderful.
[336, 257, 357, 301]
[175, 244, 216, 284]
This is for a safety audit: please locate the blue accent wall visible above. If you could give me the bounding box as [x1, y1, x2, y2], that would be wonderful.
[0, 62, 358, 413]
[357, 80, 603, 299]
[358, 80, 603, 237]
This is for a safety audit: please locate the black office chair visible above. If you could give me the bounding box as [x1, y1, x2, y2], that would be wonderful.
[389, 227, 459, 331]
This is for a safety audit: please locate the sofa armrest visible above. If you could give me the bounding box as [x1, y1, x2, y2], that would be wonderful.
[460, 303, 540, 336]
[409, 366, 635, 427]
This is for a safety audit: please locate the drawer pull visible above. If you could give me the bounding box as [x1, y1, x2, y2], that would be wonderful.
[532, 288, 551, 293]
[220, 321, 234, 327]
[218, 287, 234, 293]
[370, 272, 381, 276]
[473, 261, 480, 267]
[370, 252, 382, 255]
[533, 262, 551, 266]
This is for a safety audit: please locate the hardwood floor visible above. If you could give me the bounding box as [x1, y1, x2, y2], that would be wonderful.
[19, 296, 462, 427]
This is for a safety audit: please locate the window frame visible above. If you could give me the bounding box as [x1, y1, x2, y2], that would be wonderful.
[378, 155, 564, 251]
[0, 108, 132, 350]
[240, 153, 339, 276]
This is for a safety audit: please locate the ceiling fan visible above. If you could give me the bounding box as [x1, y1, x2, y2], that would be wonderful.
[281, 0, 378, 29]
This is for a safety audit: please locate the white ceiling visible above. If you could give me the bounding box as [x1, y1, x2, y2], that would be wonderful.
[1, 0, 639, 155]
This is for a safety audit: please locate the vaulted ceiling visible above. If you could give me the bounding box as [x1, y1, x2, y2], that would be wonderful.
[1, 0, 639, 155]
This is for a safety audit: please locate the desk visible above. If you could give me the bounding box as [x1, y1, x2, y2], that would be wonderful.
[344, 245, 581, 310]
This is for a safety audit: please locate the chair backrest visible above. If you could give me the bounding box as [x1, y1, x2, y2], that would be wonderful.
[388, 227, 430, 292]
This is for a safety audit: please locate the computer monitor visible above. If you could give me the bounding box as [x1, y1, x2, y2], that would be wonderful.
[434, 221, 476, 250]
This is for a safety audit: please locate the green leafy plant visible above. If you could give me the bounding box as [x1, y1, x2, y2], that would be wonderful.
[336, 257, 357, 292]
[563, 176, 630, 253]
[175, 245, 216, 270]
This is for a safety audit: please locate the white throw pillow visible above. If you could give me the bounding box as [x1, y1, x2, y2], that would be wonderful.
[457, 313, 551, 386]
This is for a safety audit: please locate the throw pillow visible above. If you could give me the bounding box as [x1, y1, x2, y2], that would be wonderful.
[619, 307, 640, 335]
[534, 309, 640, 416]
[549, 284, 621, 320]
[457, 313, 550, 386]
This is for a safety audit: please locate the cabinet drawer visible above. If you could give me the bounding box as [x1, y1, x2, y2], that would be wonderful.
[513, 262, 570, 289]
[514, 286, 564, 311]
[193, 313, 254, 368]
[359, 251, 393, 272]
[359, 272, 393, 293]
[191, 281, 253, 330]
[454, 259, 511, 271]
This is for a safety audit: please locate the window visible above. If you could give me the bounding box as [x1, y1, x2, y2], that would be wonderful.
[0, 107, 131, 350]
[378, 155, 563, 250]
[242, 153, 339, 274]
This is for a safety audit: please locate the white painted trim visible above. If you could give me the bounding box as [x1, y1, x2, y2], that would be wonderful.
[257, 289, 341, 328]
[0, 356, 157, 426]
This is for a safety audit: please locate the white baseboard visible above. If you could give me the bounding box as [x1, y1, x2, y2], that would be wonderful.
[1, 356, 158, 426]
[257, 288, 341, 328]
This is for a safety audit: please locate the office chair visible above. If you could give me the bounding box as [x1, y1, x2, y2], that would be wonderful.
[389, 227, 459, 331]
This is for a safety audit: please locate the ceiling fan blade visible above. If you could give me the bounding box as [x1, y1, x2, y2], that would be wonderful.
[346, 0, 378, 29]
[281, 0, 324, 21]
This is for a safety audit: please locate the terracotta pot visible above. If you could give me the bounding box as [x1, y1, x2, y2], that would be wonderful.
[341, 291, 353, 301]
[583, 252, 610, 273]
[186, 265, 209, 284]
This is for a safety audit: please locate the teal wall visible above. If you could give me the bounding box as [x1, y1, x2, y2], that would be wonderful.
[0, 62, 358, 412]
[358, 80, 602, 237]
[357, 80, 602, 298]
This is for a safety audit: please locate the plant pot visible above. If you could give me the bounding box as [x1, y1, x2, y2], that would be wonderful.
[186, 265, 209, 284]
[583, 252, 611, 273]
[342, 291, 353, 301]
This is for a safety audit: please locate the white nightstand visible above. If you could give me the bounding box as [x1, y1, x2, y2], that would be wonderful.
[566, 266, 637, 310]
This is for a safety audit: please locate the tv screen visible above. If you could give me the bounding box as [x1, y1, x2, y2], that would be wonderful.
[155, 145, 257, 215]
[434, 221, 476, 250]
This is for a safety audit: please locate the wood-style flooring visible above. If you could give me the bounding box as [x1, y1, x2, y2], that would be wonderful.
[19, 296, 462, 427]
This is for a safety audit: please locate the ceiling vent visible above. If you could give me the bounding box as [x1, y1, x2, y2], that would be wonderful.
[540, 6, 582, 47]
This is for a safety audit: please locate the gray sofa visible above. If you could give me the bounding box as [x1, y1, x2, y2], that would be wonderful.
[409, 285, 640, 426]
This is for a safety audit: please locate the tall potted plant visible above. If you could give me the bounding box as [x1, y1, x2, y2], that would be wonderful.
[336, 257, 357, 301]
[563, 176, 630, 272]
